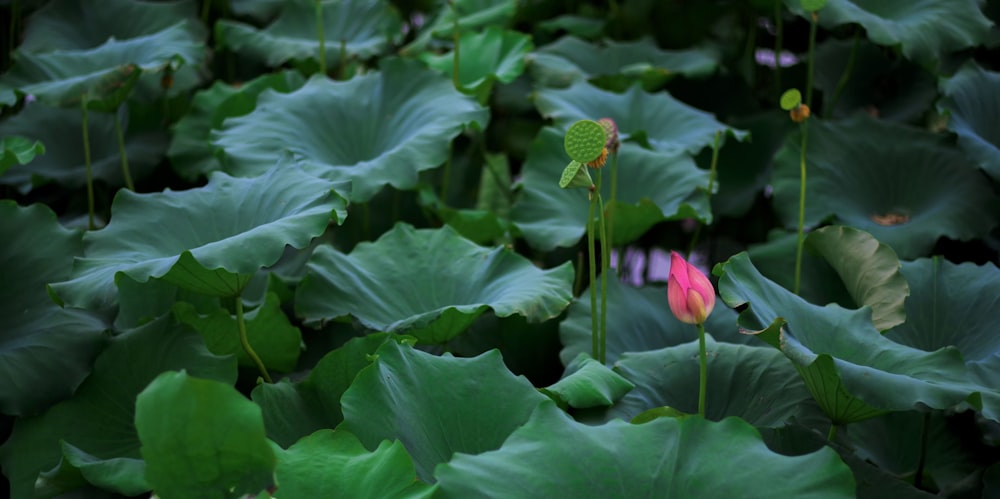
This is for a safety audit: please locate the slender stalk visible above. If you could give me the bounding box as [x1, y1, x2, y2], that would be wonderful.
[113, 107, 135, 191]
[596, 170, 609, 364]
[774, 0, 784, 95]
[806, 11, 819, 108]
[793, 122, 808, 295]
[315, 0, 326, 75]
[200, 0, 211, 24]
[827, 423, 838, 442]
[236, 298, 272, 383]
[697, 322, 707, 417]
[451, 5, 462, 91]
[914, 412, 931, 489]
[607, 151, 620, 276]
[588, 191, 599, 360]
[826, 31, 860, 118]
[687, 130, 722, 256]
[81, 99, 96, 230]
[7, 0, 20, 70]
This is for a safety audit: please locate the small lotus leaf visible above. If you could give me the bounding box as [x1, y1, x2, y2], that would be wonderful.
[296, 223, 574, 343]
[420, 26, 533, 101]
[540, 353, 635, 409]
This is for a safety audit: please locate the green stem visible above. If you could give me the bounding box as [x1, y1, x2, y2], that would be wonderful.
[806, 11, 818, 109]
[449, 0, 463, 91]
[793, 122, 808, 295]
[7, 0, 20, 70]
[825, 30, 860, 118]
[774, 0, 784, 96]
[687, 130, 722, 256]
[236, 298, 272, 383]
[81, 99, 96, 231]
[914, 412, 931, 489]
[113, 107, 135, 191]
[596, 171, 608, 365]
[588, 190, 599, 361]
[827, 423, 838, 442]
[607, 151, 619, 276]
[697, 322, 707, 417]
[200, 0, 211, 24]
[315, 0, 326, 75]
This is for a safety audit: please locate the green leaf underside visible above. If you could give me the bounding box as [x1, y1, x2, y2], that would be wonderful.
[216, 0, 402, 67]
[434, 402, 855, 497]
[939, 63, 1000, 182]
[606, 338, 826, 429]
[0, 316, 236, 499]
[534, 81, 747, 156]
[715, 252, 1000, 424]
[512, 127, 712, 251]
[771, 114, 999, 259]
[805, 225, 909, 331]
[0, 201, 107, 416]
[340, 340, 548, 482]
[541, 354, 635, 409]
[212, 58, 489, 202]
[49, 165, 347, 311]
[136, 371, 275, 498]
[173, 292, 302, 373]
[275, 430, 431, 498]
[559, 278, 754, 367]
[296, 223, 574, 344]
[784, 0, 991, 63]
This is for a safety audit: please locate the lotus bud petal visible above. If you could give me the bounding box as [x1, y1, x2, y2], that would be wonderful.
[667, 251, 716, 325]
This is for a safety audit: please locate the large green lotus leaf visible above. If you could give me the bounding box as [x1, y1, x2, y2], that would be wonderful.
[421, 26, 532, 102]
[939, 63, 1000, 182]
[806, 225, 909, 331]
[510, 127, 712, 251]
[560, 278, 754, 367]
[275, 430, 432, 498]
[49, 165, 348, 311]
[886, 258, 1000, 391]
[814, 38, 937, 122]
[296, 223, 573, 344]
[0, 316, 236, 499]
[135, 371, 276, 499]
[715, 252, 1000, 424]
[0, 201, 107, 416]
[434, 402, 854, 497]
[529, 36, 719, 90]
[843, 412, 990, 495]
[229, 0, 285, 21]
[534, 81, 747, 155]
[0, 21, 205, 109]
[340, 340, 548, 482]
[18, 0, 202, 52]
[771, 115, 999, 259]
[216, 0, 402, 68]
[0, 135, 44, 175]
[173, 292, 302, 373]
[35, 441, 148, 498]
[212, 58, 489, 202]
[540, 353, 635, 409]
[168, 71, 306, 181]
[605, 338, 827, 429]
[747, 229, 855, 309]
[536, 14, 605, 39]
[252, 334, 393, 448]
[784, 0, 992, 64]
[402, 0, 516, 55]
[0, 103, 166, 193]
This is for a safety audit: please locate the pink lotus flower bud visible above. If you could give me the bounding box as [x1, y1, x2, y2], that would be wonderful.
[667, 251, 716, 325]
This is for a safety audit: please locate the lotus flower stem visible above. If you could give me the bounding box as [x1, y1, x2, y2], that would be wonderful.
[826, 30, 860, 118]
[826, 422, 837, 442]
[596, 170, 609, 364]
[697, 322, 707, 417]
[806, 11, 818, 108]
[914, 412, 931, 489]
[774, 0, 784, 95]
[236, 298, 272, 383]
[687, 130, 722, 256]
[315, 0, 327, 75]
[608, 151, 622, 277]
[793, 122, 808, 295]
[113, 106, 135, 191]
[81, 98, 96, 231]
[588, 192, 599, 361]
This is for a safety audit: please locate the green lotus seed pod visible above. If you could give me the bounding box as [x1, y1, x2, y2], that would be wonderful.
[780, 89, 802, 111]
[558, 160, 594, 189]
[564, 120, 607, 163]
